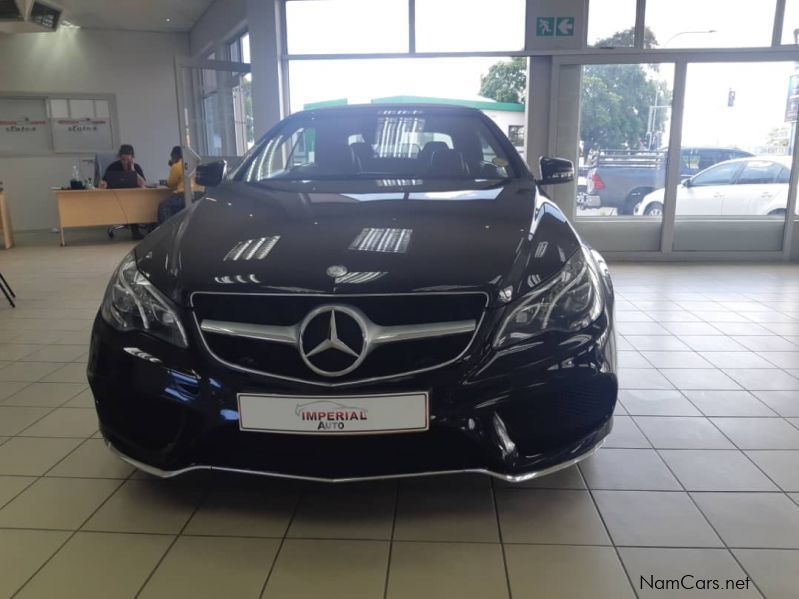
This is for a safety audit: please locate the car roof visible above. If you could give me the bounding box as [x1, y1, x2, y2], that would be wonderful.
[295, 103, 485, 117]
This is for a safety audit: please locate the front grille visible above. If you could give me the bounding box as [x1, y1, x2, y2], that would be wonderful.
[192, 292, 488, 385]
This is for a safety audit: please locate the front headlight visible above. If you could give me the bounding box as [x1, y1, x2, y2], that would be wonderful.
[100, 253, 188, 348]
[494, 247, 603, 349]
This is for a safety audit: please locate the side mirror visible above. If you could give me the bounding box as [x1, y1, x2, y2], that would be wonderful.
[196, 160, 227, 187]
[682, 177, 693, 188]
[538, 156, 575, 185]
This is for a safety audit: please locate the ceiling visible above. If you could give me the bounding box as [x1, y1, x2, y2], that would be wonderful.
[56, 0, 215, 33]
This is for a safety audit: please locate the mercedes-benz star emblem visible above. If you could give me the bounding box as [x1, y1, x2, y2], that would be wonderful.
[326, 265, 348, 278]
[298, 305, 368, 377]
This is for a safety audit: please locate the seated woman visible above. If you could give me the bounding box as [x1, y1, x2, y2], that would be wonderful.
[157, 146, 204, 225]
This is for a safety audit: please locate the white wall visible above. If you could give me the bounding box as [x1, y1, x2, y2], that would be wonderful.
[189, 0, 247, 56]
[0, 28, 188, 231]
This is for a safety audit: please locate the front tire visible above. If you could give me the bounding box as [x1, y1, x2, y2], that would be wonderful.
[621, 188, 654, 215]
[644, 202, 664, 216]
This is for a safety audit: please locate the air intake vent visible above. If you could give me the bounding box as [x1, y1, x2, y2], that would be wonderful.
[29, 1, 59, 29]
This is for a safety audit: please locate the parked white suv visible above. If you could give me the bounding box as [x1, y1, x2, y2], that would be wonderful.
[635, 156, 792, 216]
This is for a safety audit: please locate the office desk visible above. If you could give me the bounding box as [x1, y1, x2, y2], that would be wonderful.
[0, 193, 14, 249]
[53, 188, 172, 246]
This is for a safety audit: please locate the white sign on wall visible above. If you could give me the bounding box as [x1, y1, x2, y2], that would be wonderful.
[0, 119, 51, 154]
[51, 118, 114, 153]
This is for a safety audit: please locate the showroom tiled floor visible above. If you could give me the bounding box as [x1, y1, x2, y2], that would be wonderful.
[0, 233, 798, 598]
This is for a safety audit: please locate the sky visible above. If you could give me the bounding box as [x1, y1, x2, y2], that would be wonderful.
[283, 0, 798, 154]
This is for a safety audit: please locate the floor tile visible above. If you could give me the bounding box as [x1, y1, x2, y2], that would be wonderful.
[0, 529, 71, 598]
[19, 407, 98, 438]
[639, 351, 714, 369]
[733, 549, 799, 599]
[618, 322, 671, 335]
[626, 336, 690, 351]
[682, 390, 776, 417]
[594, 491, 722, 547]
[0, 475, 35, 507]
[38, 363, 89, 384]
[618, 368, 674, 390]
[496, 489, 610, 545]
[46, 438, 134, 478]
[745, 451, 799, 492]
[184, 485, 298, 538]
[752, 390, 799, 417]
[386, 541, 508, 599]
[1, 382, 88, 407]
[14, 532, 172, 599]
[660, 369, 741, 391]
[262, 539, 389, 599]
[83, 479, 204, 534]
[681, 336, 748, 352]
[662, 322, 723, 336]
[711, 418, 799, 449]
[0, 380, 30, 400]
[394, 481, 498, 542]
[288, 483, 395, 540]
[701, 352, 777, 369]
[605, 415, 651, 448]
[0, 344, 42, 361]
[634, 417, 735, 449]
[760, 352, 799, 369]
[62, 387, 95, 408]
[659, 450, 778, 491]
[732, 336, 799, 352]
[692, 492, 799, 549]
[0, 405, 51, 435]
[619, 548, 759, 598]
[580, 449, 681, 490]
[0, 361, 65, 382]
[722, 368, 799, 391]
[19, 345, 88, 363]
[618, 390, 701, 416]
[139, 535, 280, 599]
[0, 437, 82, 475]
[505, 545, 635, 599]
[0, 477, 121, 530]
[618, 351, 652, 368]
[709, 322, 773, 336]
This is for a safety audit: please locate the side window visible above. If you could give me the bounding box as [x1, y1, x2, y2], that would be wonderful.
[691, 162, 741, 186]
[696, 150, 720, 171]
[737, 161, 784, 185]
[247, 127, 315, 179]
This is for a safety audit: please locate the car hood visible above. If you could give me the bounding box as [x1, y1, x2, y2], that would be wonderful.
[136, 179, 579, 306]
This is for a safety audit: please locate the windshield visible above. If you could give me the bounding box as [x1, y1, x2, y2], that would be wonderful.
[238, 109, 518, 183]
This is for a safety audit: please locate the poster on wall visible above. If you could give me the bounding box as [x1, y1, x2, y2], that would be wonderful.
[51, 118, 114, 152]
[0, 119, 51, 154]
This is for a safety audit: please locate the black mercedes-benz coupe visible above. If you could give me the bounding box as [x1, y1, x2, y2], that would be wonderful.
[88, 104, 617, 482]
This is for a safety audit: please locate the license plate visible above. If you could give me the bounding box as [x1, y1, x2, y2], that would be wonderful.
[237, 392, 429, 435]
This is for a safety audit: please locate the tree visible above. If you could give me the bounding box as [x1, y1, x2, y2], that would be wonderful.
[479, 57, 527, 104]
[580, 28, 669, 154]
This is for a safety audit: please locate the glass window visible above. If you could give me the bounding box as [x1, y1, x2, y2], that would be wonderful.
[68, 99, 94, 119]
[415, 0, 525, 52]
[646, 0, 777, 48]
[691, 162, 741, 186]
[578, 63, 675, 218]
[588, 0, 637, 47]
[241, 110, 514, 182]
[228, 31, 250, 63]
[508, 125, 524, 147]
[286, 0, 408, 54]
[48, 99, 69, 118]
[678, 62, 794, 217]
[784, 0, 799, 44]
[94, 100, 110, 118]
[737, 160, 786, 185]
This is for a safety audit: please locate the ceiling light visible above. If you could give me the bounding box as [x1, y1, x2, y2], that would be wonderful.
[165, 18, 171, 22]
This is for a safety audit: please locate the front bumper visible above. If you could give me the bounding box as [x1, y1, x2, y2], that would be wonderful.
[88, 312, 617, 483]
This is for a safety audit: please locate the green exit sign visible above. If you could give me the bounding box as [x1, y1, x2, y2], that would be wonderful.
[536, 16, 575, 37]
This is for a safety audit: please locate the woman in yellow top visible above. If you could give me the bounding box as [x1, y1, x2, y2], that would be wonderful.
[157, 146, 204, 225]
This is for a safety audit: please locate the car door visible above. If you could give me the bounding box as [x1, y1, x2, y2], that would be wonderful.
[677, 161, 743, 216]
[722, 160, 785, 215]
